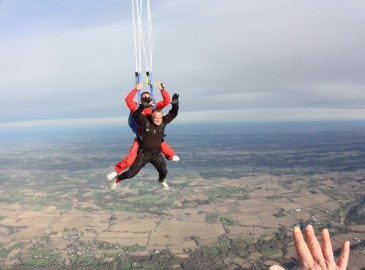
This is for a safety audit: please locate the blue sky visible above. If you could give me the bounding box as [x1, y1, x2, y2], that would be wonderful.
[1, 0, 365, 128]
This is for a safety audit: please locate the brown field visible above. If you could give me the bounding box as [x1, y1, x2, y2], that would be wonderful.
[150, 219, 225, 242]
[0, 170, 364, 269]
[292, 194, 331, 208]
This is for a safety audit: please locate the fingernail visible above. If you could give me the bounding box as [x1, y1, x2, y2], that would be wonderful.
[294, 226, 301, 232]
[306, 224, 313, 230]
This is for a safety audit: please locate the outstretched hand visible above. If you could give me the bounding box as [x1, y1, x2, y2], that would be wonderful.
[171, 93, 179, 105]
[155, 81, 164, 90]
[141, 96, 152, 108]
[270, 225, 350, 270]
[136, 83, 144, 90]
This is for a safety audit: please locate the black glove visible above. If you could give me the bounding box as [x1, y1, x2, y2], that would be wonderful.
[141, 96, 152, 108]
[171, 93, 179, 106]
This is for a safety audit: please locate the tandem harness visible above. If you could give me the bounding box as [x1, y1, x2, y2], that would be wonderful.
[137, 118, 166, 156]
[128, 113, 166, 141]
[142, 118, 165, 138]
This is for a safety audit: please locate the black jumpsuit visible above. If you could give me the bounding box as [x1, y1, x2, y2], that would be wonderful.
[117, 103, 178, 182]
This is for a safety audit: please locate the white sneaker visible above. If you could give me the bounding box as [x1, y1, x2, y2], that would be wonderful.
[159, 181, 170, 190]
[107, 171, 118, 181]
[111, 181, 120, 190]
[170, 155, 180, 161]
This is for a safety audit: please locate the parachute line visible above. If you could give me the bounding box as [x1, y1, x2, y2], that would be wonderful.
[131, 0, 155, 101]
[147, 0, 153, 72]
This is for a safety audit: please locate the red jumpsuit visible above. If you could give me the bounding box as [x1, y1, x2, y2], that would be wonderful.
[114, 87, 176, 175]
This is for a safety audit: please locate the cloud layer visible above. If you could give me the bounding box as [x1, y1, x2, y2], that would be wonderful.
[1, 0, 365, 126]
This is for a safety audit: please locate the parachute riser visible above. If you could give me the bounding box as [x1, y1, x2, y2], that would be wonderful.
[146, 71, 156, 109]
[135, 71, 142, 100]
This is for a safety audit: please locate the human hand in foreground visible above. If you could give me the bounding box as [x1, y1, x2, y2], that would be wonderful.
[270, 225, 350, 270]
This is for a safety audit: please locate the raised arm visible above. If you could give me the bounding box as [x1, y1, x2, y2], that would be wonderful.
[132, 95, 152, 126]
[155, 81, 171, 109]
[125, 83, 144, 112]
[163, 93, 179, 125]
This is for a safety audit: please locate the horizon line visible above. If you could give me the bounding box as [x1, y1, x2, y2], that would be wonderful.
[1, 116, 365, 130]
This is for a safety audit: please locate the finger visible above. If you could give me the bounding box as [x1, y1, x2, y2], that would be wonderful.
[269, 265, 286, 270]
[292, 226, 315, 268]
[337, 241, 350, 270]
[321, 229, 336, 265]
[305, 225, 326, 267]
